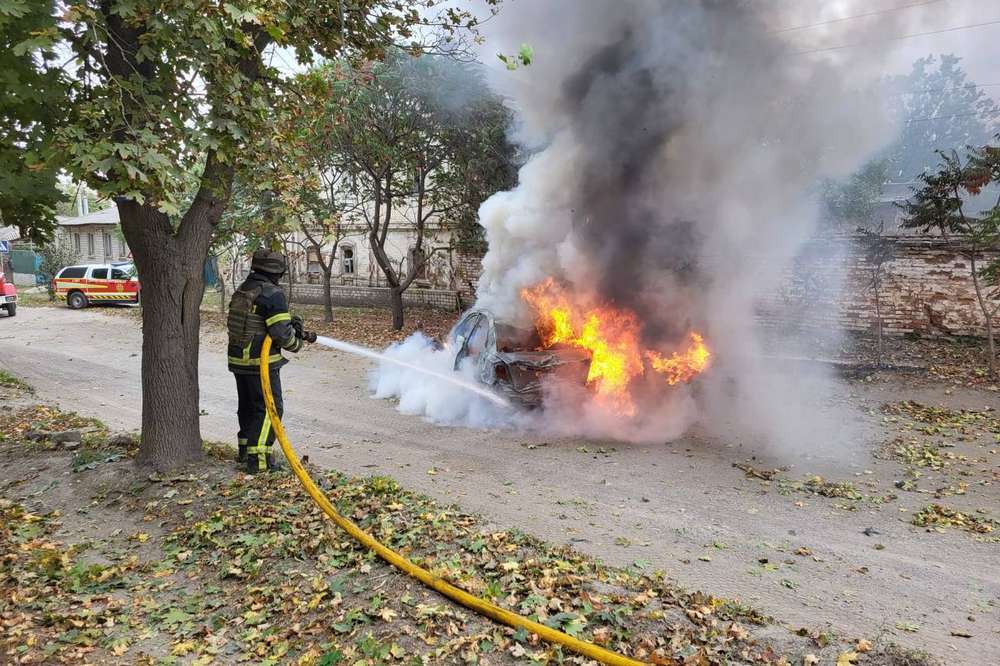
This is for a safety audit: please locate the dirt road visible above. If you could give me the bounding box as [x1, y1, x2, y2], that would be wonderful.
[2, 306, 997, 663]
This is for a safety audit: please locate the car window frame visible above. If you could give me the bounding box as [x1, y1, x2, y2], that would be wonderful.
[91, 267, 109, 280]
[58, 266, 87, 279]
[453, 314, 482, 369]
[463, 317, 489, 362]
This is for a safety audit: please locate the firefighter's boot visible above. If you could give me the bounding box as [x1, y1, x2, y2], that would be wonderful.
[245, 445, 284, 474]
[245, 444, 271, 474]
[237, 438, 248, 464]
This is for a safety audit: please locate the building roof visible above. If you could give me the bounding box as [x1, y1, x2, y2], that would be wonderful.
[0, 225, 20, 242]
[56, 207, 119, 227]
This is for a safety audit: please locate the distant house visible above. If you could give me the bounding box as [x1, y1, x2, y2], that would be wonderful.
[866, 182, 1000, 235]
[55, 207, 131, 263]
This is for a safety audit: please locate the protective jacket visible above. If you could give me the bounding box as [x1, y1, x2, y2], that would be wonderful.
[227, 271, 302, 374]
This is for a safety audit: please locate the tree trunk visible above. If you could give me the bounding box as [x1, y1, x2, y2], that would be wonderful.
[969, 255, 997, 377]
[389, 286, 404, 330]
[873, 275, 883, 368]
[322, 268, 334, 323]
[118, 198, 217, 472]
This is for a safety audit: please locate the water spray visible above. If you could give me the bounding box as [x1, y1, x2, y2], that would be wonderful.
[313, 335, 511, 408]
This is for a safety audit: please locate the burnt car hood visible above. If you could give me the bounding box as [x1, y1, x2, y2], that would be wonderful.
[494, 348, 591, 368]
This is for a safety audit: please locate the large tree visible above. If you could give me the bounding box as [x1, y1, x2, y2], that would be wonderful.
[884, 54, 1000, 182]
[24, 1, 495, 471]
[322, 53, 516, 329]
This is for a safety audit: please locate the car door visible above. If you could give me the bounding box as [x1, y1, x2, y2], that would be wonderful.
[110, 265, 135, 300]
[453, 314, 485, 370]
[89, 266, 109, 300]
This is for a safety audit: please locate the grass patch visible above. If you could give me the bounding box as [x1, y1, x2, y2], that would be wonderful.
[0, 404, 107, 444]
[14, 290, 60, 307]
[0, 368, 31, 392]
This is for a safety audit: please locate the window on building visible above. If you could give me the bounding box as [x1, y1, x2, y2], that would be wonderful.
[307, 247, 322, 274]
[119, 238, 128, 257]
[103, 233, 112, 257]
[87, 233, 95, 256]
[73, 233, 81, 253]
[91, 268, 108, 279]
[341, 246, 355, 274]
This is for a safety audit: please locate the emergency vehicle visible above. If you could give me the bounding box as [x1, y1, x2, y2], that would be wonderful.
[54, 262, 140, 309]
[0, 269, 16, 317]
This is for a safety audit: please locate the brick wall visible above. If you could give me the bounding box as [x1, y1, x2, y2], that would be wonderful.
[757, 235, 999, 337]
[454, 251, 483, 306]
[291, 283, 462, 311]
[345, 238, 995, 337]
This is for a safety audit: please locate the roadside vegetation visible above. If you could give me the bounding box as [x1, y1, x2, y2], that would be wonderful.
[0, 368, 32, 392]
[1, 386, 926, 665]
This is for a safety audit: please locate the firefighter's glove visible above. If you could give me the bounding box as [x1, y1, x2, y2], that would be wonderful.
[303, 331, 318, 344]
[291, 314, 305, 339]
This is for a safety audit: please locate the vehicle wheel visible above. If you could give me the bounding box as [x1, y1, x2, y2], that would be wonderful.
[5, 303, 15, 317]
[67, 291, 88, 310]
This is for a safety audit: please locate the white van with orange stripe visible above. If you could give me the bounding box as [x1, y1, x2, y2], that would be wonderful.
[54, 262, 141, 309]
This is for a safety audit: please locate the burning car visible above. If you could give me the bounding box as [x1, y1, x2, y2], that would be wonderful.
[449, 309, 591, 408]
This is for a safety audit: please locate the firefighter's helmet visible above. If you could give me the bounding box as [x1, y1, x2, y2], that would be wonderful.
[250, 249, 286, 276]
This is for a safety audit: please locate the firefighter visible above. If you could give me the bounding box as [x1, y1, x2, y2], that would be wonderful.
[227, 250, 317, 473]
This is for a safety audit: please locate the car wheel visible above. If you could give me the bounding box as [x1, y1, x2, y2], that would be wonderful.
[5, 303, 15, 317]
[67, 291, 88, 310]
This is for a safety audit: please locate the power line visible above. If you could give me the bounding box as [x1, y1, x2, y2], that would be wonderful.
[793, 18, 1000, 55]
[902, 82, 1000, 95]
[904, 110, 993, 123]
[770, 0, 945, 34]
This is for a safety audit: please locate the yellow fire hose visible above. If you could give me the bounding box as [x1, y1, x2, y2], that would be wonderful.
[259, 336, 645, 665]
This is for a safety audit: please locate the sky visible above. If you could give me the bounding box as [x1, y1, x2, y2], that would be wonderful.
[774, 0, 1000, 96]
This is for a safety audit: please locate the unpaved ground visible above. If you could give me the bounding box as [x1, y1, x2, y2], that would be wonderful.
[2, 306, 998, 664]
[6, 406, 817, 665]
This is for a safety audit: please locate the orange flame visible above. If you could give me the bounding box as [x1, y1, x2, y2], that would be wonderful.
[646, 333, 711, 385]
[521, 279, 711, 414]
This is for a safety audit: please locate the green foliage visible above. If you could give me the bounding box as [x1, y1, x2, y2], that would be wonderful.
[497, 43, 533, 70]
[898, 148, 997, 240]
[56, 1, 498, 216]
[0, 0, 68, 243]
[38, 241, 81, 298]
[821, 160, 888, 227]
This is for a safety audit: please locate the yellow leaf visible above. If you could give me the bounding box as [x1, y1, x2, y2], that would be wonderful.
[379, 608, 398, 621]
[172, 640, 197, 656]
[837, 651, 859, 666]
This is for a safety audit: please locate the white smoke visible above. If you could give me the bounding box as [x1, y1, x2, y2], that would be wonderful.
[376, 1, 930, 452]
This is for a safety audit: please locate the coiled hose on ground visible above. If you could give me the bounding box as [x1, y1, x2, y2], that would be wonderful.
[259, 335, 645, 665]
